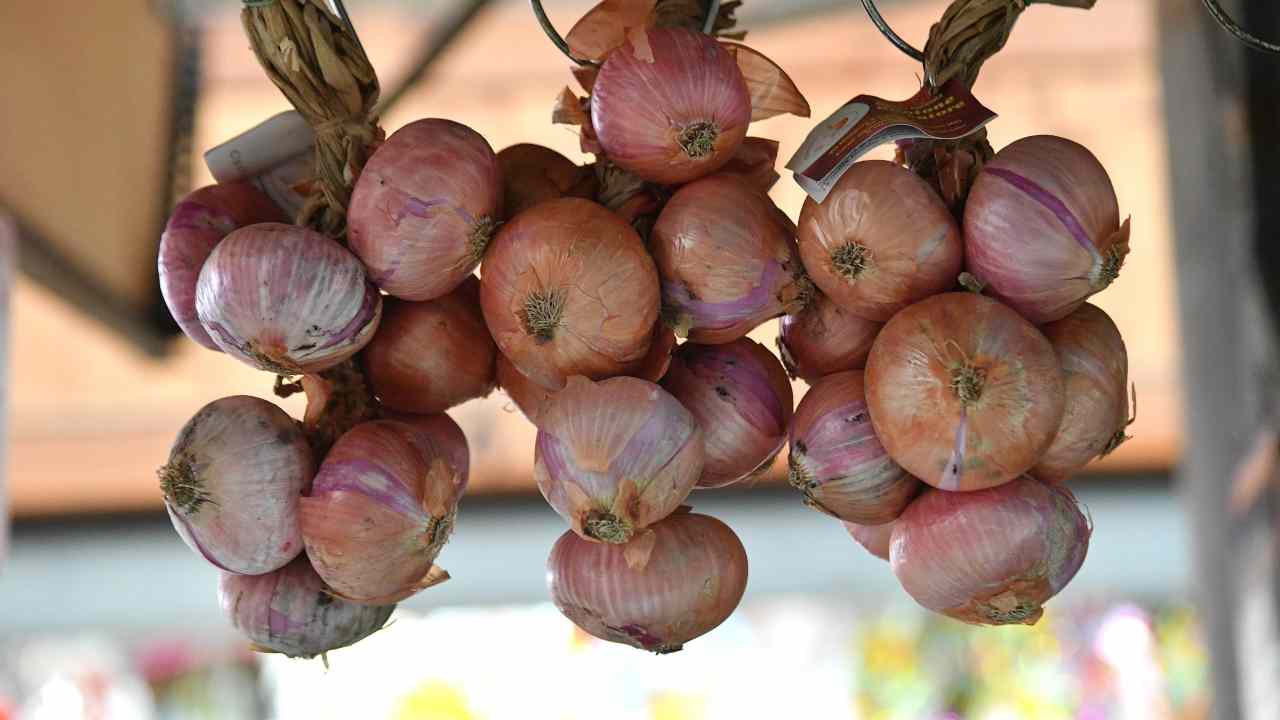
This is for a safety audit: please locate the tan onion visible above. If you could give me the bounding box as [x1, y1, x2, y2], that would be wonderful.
[497, 143, 597, 220]
[776, 291, 883, 384]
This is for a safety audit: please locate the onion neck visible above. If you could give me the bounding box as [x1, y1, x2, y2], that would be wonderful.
[584, 511, 634, 544]
[677, 122, 719, 159]
[468, 216, 499, 262]
[158, 457, 214, 515]
[1091, 245, 1125, 289]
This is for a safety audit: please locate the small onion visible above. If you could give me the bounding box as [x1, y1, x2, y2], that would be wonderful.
[651, 174, 812, 344]
[591, 27, 751, 185]
[866, 293, 1066, 491]
[196, 223, 382, 374]
[890, 477, 1091, 626]
[661, 339, 793, 488]
[1032, 303, 1131, 482]
[788, 371, 921, 523]
[348, 118, 502, 301]
[797, 160, 962, 322]
[158, 182, 285, 350]
[362, 275, 496, 414]
[159, 395, 312, 575]
[497, 143, 597, 220]
[480, 197, 660, 390]
[776, 291, 883, 383]
[844, 521, 893, 562]
[219, 557, 393, 659]
[300, 420, 464, 604]
[535, 376, 704, 543]
[964, 135, 1132, 324]
[547, 510, 748, 653]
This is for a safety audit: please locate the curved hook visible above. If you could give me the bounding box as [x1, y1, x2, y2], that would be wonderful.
[1201, 0, 1280, 54]
[860, 0, 924, 61]
[530, 0, 725, 67]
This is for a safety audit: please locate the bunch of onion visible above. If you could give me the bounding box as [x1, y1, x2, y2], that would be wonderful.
[891, 477, 1091, 626]
[776, 291, 883, 384]
[547, 509, 747, 653]
[651, 174, 812, 343]
[497, 143, 597, 220]
[866, 293, 1065, 491]
[347, 118, 502, 301]
[965, 135, 1131, 324]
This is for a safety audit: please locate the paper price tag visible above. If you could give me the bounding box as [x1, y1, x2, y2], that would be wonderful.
[786, 79, 996, 203]
[204, 111, 317, 219]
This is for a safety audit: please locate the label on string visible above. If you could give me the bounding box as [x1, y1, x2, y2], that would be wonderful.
[785, 79, 996, 203]
[204, 111, 317, 219]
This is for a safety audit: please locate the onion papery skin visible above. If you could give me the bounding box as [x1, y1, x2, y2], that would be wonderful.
[348, 118, 502, 301]
[1032, 303, 1130, 482]
[159, 182, 285, 351]
[651, 174, 812, 344]
[964, 135, 1131, 324]
[661, 339, 793, 488]
[480, 197, 660, 391]
[777, 291, 883, 384]
[196, 223, 382, 374]
[844, 521, 893, 562]
[591, 27, 751, 185]
[797, 160, 961, 322]
[363, 275, 497, 414]
[218, 557, 394, 660]
[547, 511, 748, 653]
[788, 371, 920, 523]
[497, 143, 597, 220]
[160, 395, 312, 575]
[534, 376, 704, 544]
[866, 293, 1065, 491]
[380, 411, 471, 505]
[890, 477, 1091, 626]
[300, 420, 463, 604]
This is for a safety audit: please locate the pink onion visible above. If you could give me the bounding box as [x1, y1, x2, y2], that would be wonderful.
[300, 420, 463, 604]
[591, 27, 751, 185]
[362, 275, 496, 414]
[964, 135, 1132, 324]
[159, 395, 312, 575]
[547, 509, 748, 653]
[661, 339, 793, 488]
[776, 291, 882, 384]
[381, 411, 472, 488]
[196, 223, 381, 374]
[651, 173, 812, 344]
[219, 556, 393, 659]
[866, 293, 1065, 491]
[844, 521, 893, 561]
[1032, 303, 1132, 482]
[890, 477, 1091, 626]
[497, 143, 597, 220]
[788, 371, 921, 523]
[158, 182, 285, 350]
[797, 160, 962, 322]
[535, 376, 704, 543]
[348, 118, 502, 301]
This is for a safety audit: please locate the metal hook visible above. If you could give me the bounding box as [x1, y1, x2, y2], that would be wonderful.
[1201, 0, 1280, 55]
[860, 0, 924, 61]
[530, 0, 724, 67]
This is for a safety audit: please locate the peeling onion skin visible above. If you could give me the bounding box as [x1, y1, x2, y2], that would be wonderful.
[348, 118, 503, 301]
[497, 143, 597, 220]
[363, 275, 497, 414]
[380, 411, 471, 503]
[534, 376, 704, 544]
[844, 521, 893, 562]
[1032, 303, 1130, 482]
[777, 292, 883, 384]
[219, 557, 394, 660]
[480, 198, 660, 391]
[159, 182, 285, 351]
[661, 339, 793, 488]
[196, 223, 382, 374]
[160, 395, 312, 575]
[300, 420, 463, 605]
[866, 293, 1066, 492]
[965, 135, 1132, 324]
[547, 511, 748, 653]
[890, 478, 1091, 626]
[788, 371, 921, 523]
[591, 27, 751, 185]
[797, 160, 962, 322]
[651, 174, 813, 344]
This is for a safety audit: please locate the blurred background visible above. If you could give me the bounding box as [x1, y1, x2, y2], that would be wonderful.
[0, 0, 1274, 718]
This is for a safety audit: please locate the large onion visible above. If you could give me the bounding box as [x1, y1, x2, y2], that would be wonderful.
[651, 173, 812, 344]
[964, 135, 1131, 324]
[480, 197, 660, 390]
[891, 477, 1091, 626]
[591, 27, 751, 185]
[797, 160, 962, 322]
[535, 376, 703, 543]
[497, 143, 597, 220]
[866, 293, 1066, 491]
[776, 291, 882, 384]
[547, 510, 748, 653]
[348, 118, 502, 301]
